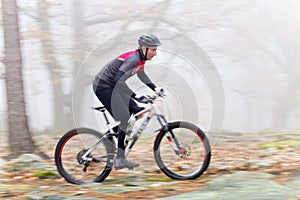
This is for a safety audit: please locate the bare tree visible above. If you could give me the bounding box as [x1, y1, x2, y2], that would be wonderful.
[1, 0, 36, 158]
[224, 1, 300, 130]
[38, 0, 73, 131]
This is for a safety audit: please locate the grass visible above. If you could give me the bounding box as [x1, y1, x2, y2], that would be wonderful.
[145, 177, 172, 182]
[261, 140, 300, 149]
[33, 170, 58, 179]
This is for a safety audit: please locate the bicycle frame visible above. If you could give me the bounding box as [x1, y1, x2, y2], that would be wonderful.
[81, 95, 181, 162]
[124, 101, 168, 157]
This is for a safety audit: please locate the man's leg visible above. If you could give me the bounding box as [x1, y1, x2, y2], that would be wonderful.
[94, 86, 139, 169]
[111, 93, 140, 169]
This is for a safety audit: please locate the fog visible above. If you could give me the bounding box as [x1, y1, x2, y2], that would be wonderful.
[1, 0, 300, 133]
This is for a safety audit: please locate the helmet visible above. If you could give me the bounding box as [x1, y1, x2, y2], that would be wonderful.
[138, 34, 162, 48]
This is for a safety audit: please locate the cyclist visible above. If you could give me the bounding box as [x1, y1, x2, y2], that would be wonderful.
[93, 34, 164, 169]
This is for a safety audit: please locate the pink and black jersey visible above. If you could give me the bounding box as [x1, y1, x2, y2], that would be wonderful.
[93, 49, 156, 96]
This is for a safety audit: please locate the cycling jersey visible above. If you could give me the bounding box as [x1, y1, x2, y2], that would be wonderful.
[93, 49, 156, 96]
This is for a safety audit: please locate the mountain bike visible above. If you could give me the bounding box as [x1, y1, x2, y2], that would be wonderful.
[54, 93, 211, 184]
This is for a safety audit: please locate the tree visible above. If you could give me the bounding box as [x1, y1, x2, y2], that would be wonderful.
[220, 1, 300, 130]
[1, 0, 36, 158]
[18, 0, 75, 131]
[38, 0, 73, 131]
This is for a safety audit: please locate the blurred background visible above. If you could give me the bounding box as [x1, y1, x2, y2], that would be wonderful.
[1, 0, 300, 138]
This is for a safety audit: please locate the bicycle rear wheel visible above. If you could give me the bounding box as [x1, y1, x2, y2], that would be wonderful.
[154, 121, 211, 180]
[54, 128, 115, 184]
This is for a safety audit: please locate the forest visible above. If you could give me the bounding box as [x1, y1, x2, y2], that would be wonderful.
[0, 1, 300, 199]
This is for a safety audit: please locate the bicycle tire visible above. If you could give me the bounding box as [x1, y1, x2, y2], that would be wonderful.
[154, 121, 211, 180]
[54, 128, 115, 184]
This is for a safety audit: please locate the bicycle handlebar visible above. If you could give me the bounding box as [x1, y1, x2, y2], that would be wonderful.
[145, 92, 166, 104]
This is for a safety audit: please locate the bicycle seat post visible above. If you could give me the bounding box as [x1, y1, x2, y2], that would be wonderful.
[102, 110, 110, 126]
[100, 108, 118, 134]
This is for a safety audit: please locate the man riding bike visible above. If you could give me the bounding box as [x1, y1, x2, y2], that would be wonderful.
[93, 34, 164, 169]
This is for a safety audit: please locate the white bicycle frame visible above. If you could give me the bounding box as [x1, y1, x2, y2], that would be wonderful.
[81, 94, 179, 162]
[124, 100, 166, 157]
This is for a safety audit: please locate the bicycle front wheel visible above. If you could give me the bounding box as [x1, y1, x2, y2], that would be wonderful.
[54, 128, 115, 184]
[154, 121, 211, 180]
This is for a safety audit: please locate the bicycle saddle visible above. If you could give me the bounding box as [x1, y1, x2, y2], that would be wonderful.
[91, 106, 106, 112]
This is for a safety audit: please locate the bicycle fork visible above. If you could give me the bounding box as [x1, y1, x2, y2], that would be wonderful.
[157, 115, 183, 155]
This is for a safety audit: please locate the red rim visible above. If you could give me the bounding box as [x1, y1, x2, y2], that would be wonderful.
[58, 132, 78, 160]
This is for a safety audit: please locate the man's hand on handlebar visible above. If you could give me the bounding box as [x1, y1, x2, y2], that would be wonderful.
[133, 94, 151, 103]
[154, 87, 165, 97]
[134, 89, 166, 104]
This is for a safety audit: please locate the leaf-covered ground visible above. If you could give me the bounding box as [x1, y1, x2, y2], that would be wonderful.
[0, 131, 299, 199]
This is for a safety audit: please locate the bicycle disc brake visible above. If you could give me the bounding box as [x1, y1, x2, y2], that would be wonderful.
[178, 144, 191, 158]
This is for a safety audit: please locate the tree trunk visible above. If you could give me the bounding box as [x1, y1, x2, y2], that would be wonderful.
[2, 0, 35, 158]
[72, 0, 85, 124]
[38, 0, 72, 131]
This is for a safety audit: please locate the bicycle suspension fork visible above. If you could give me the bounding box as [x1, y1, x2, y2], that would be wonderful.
[157, 115, 182, 154]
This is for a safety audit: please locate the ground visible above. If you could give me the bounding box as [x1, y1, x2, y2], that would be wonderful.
[0, 130, 299, 199]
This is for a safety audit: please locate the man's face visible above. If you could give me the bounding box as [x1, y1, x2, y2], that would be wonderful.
[142, 47, 157, 60]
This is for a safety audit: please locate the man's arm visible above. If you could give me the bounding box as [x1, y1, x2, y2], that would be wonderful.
[114, 56, 137, 97]
[114, 70, 135, 96]
[114, 70, 150, 101]
[137, 70, 156, 91]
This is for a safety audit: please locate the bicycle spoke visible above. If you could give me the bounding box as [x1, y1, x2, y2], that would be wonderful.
[154, 121, 211, 180]
[55, 128, 115, 184]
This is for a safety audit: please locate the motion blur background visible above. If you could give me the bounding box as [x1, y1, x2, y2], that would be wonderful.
[0, 0, 299, 135]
